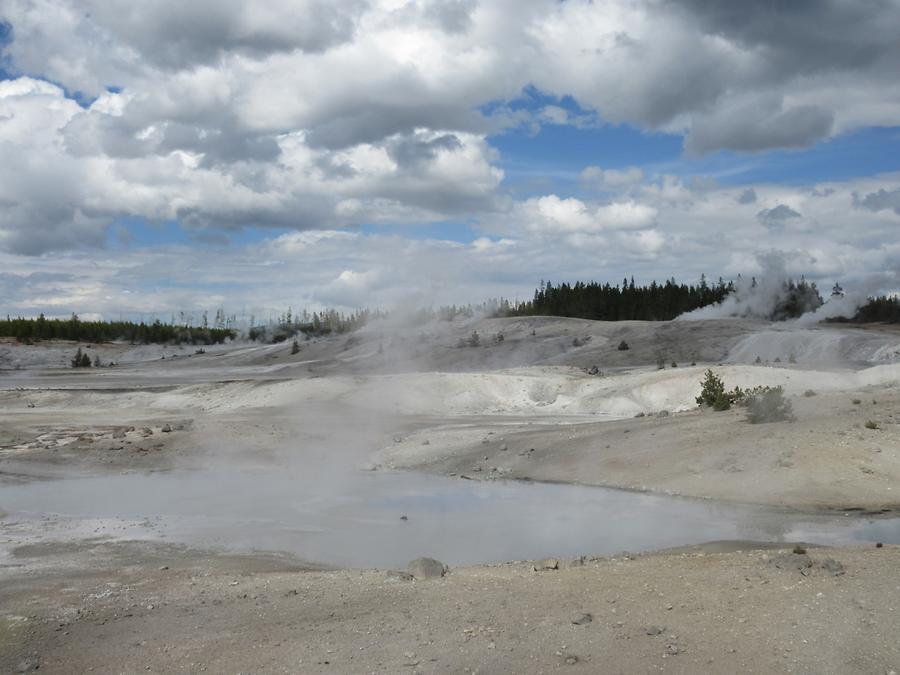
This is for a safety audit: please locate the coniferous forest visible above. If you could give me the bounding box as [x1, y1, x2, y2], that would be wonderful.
[0, 314, 234, 345]
[829, 296, 900, 324]
[503, 277, 735, 321]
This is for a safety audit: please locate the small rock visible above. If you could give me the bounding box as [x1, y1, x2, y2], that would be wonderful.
[499, 444, 508, 451]
[665, 644, 681, 656]
[770, 552, 812, 572]
[656, 410, 670, 418]
[572, 613, 593, 625]
[634, 412, 645, 418]
[112, 429, 127, 439]
[159, 565, 169, 571]
[820, 558, 846, 576]
[141, 427, 153, 436]
[533, 558, 559, 571]
[407, 557, 447, 579]
[563, 655, 579, 665]
[161, 424, 172, 433]
[386, 570, 414, 581]
[645, 626, 665, 636]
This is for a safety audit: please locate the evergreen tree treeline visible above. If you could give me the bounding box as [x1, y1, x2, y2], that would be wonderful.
[504, 276, 734, 321]
[0, 314, 234, 345]
[828, 296, 900, 324]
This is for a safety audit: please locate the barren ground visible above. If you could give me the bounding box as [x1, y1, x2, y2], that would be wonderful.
[2, 317, 900, 672]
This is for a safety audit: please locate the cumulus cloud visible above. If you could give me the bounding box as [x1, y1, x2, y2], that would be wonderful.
[515, 195, 656, 235]
[0, 0, 899, 289]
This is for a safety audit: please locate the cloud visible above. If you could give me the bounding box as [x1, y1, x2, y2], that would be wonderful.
[515, 195, 656, 235]
[1, 173, 900, 317]
[0, 0, 899, 266]
[757, 204, 802, 230]
[854, 187, 900, 215]
[685, 97, 834, 156]
[581, 165, 645, 189]
[737, 188, 757, 205]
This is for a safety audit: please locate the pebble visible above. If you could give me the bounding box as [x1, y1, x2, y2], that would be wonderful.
[572, 613, 592, 625]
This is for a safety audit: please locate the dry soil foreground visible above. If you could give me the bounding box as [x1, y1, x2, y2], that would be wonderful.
[1, 541, 898, 674]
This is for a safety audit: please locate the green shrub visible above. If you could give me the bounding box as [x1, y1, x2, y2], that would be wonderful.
[745, 386, 794, 424]
[696, 370, 743, 411]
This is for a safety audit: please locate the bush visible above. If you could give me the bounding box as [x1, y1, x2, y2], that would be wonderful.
[458, 331, 480, 348]
[291, 339, 300, 354]
[744, 386, 794, 424]
[617, 340, 629, 351]
[696, 369, 743, 411]
[865, 419, 879, 430]
[70, 347, 92, 368]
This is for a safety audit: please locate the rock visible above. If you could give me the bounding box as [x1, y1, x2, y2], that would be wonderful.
[656, 410, 670, 418]
[820, 558, 846, 576]
[499, 443, 508, 451]
[665, 644, 682, 656]
[386, 570, 414, 581]
[770, 552, 812, 572]
[634, 412, 645, 418]
[161, 424, 173, 433]
[141, 427, 153, 436]
[572, 613, 593, 625]
[645, 626, 665, 636]
[112, 429, 127, 439]
[533, 558, 559, 571]
[400, 515, 408, 521]
[407, 557, 447, 579]
[563, 655, 579, 665]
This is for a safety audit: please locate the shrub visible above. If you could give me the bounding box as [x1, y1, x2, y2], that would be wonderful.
[803, 389, 816, 397]
[617, 340, 629, 351]
[744, 386, 794, 424]
[291, 339, 300, 354]
[696, 370, 743, 411]
[865, 420, 879, 430]
[852, 399, 862, 405]
[671, 361, 678, 368]
[71, 347, 92, 368]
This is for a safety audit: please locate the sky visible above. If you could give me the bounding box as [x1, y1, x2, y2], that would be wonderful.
[1, 0, 900, 321]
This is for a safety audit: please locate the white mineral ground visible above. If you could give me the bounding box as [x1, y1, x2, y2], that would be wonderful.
[2, 316, 900, 673]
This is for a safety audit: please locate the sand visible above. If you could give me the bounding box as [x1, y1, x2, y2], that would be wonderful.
[2, 316, 900, 672]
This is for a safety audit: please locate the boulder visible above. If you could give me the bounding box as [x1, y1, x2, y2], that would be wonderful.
[407, 557, 447, 579]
